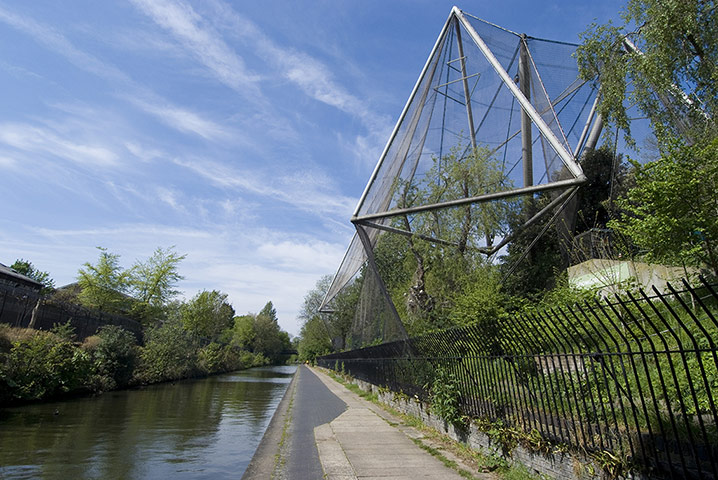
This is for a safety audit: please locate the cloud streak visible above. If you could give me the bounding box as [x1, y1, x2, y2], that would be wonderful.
[131, 0, 392, 161]
[173, 157, 357, 217]
[129, 0, 262, 98]
[208, 0, 390, 131]
[0, 122, 120, 167]
[126, 96, 230, 141]
[0, 4, 231, 143]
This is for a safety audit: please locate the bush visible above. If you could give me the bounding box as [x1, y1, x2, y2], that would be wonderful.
[88, 325, 137, 390]
[198, 342, 225, 374]
[429, 367, 462, 425]
[239, 350, 269, 369]
[134, 319, 199, 383]
[1, 331, 92, 402]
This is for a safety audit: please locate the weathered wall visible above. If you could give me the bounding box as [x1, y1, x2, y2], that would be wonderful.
[0, 287, 142, 342]
[568, 259, 697, 296]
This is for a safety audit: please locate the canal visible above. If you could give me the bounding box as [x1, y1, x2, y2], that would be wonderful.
[0, 365, 296, 479]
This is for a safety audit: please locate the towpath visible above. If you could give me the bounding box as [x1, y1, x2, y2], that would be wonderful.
[243, 364, 482, 479]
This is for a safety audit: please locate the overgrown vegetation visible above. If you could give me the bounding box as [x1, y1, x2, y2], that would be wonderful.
[1, 248, 293, 405]
[294, 1, 718, 478]
[0, 319, 272, 405]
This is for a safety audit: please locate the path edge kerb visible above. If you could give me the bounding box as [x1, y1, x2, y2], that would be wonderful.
[241, 367, 299, 479]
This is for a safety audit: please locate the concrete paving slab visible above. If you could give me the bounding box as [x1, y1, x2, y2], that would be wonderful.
[311, 368, 467, 480]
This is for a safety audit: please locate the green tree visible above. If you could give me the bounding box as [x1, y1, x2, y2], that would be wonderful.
[415, 144, 513, 252]
[380, 144, 514, 331]
[501, 147, 631, 297]
[91, 325, 137, 390]
[252, 313, 284, 360]
[576, 0, 718, 144]
[297, 275, 334, 355]
[450, 266, 506, 327]
[330, 280, 360, 350]
[135, 317, 199, 383]
[500, 193, 564, 299]
[609, 138, 718, 275]
[297, 316, 331, 363]
[128, 246, 186, 325]
[573, 147, 630, 234]
[181, 290, 235, 340]
[231, 314, 256, 350]
[10, 259, 55, 293]
[298, 275, 332, 322]
[578, 0, 718, 276]
[298, 275, 355, 350]
[77, 247, 130, 313]
[259, 301, 278, 323]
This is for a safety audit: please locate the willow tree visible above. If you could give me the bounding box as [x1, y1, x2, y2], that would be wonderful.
[77, 247, 130, 313]
[577, 0, 718, 275]
[379, 144, 514, 332]
[576, 0, 718, 145]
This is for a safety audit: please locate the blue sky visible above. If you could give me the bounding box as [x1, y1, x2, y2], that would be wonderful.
[0, 1, 625, 335]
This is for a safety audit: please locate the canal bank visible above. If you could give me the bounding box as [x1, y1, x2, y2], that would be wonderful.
[0, 365, 295, 479]
[244, 365, 487, 480]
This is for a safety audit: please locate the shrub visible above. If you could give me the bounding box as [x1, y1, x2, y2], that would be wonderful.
[91, 325, 138, 390]
[198, 342, 225, 374]
[239, 350, 269, 369]
[1, 331, 92, 401]
[134, 319, 199, 383]
[429, 366, 462, 425]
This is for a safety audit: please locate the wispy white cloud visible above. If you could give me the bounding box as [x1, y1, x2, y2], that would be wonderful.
[102, 181, 221, 220]
[129, 0, 262, 97]
[129, 0, 390, 166]
[156, 186, 185, 212]
[0, 122, 119, 167]
[126, 96, 230, 141]
[256, 239, 346, 272]
[173, 157, 357, 217]
[208, 1, 389, 129]
[0, 60, 45, 81]
[0, 156, 16, 169]
[205, 0, 393, 167]
[0, 4, 232, 143]
[0, 5, 130, 84]
[30, 223, 213, 240]
[125, 141, 165, 162]
[104, 27, 188, 60]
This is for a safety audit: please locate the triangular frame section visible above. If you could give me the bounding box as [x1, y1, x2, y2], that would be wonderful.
[320, 7, 602, 322]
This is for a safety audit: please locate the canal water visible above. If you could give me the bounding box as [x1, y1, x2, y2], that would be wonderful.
[0, 365, 296, 479]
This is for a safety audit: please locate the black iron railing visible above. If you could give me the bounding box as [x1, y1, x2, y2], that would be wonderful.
[318, 278, 718, 479]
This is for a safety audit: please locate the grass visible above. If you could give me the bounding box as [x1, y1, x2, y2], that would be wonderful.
[272, 381, 295, 479]
[409, 437, 480, 479]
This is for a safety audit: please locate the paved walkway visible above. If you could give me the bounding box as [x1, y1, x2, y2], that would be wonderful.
[244, 365, 485, 480]
[309, 366, 468, 480]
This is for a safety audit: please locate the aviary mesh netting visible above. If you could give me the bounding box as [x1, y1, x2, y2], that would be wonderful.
[321, 8, 601, 348]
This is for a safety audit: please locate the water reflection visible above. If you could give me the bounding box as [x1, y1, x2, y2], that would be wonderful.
[0, 365, 296, 479]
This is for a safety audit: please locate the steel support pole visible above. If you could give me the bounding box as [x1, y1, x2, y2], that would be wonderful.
[454, 17, 478, 151]
[584, 112, 604, 153]
[453, 8, 583, 180]
[352, 176, 585, 223]
[353, 11, 455, 218]
[573, 94, 600, 158]
[519, 35, 533, 188]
